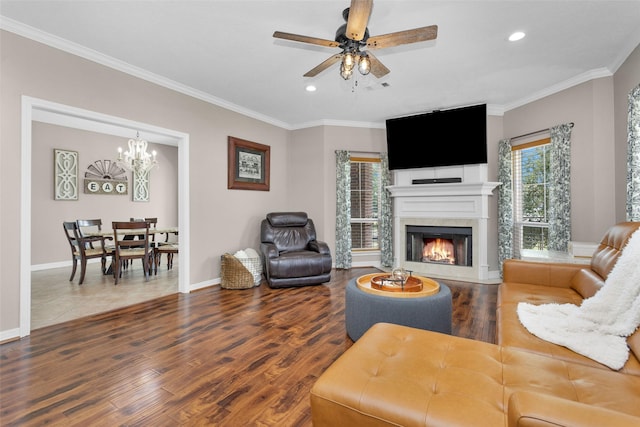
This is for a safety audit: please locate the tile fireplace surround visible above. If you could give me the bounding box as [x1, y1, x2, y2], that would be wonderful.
[388, 165, 500, 282]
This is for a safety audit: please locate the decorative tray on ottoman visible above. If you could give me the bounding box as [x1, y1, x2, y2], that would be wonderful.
[370, 275, 423, 292]
[356, 273, 440, 298]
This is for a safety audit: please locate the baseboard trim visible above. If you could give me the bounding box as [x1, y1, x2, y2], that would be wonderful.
[190, 277, 219, 292]
[0, 328, 21, 344]
[31, 259, 101, 271]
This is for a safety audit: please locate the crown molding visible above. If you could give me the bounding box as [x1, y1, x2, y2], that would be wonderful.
[0, 17, 292, 130]
[291, 119, 386, 130]
[2, 16, 633, 130]
[503, 67, 613, 112]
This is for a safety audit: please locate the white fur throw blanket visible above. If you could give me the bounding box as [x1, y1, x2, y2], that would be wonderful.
[517, 229, 640, 370]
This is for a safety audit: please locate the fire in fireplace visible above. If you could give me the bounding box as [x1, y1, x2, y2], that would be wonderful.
[406, 226, 472, 267]
[423, 238, 455, 264]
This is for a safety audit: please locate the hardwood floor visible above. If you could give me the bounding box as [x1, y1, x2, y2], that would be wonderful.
[0, 267, 497, 426]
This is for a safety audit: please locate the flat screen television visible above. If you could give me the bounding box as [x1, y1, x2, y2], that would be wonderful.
[386, 104, 487, 170]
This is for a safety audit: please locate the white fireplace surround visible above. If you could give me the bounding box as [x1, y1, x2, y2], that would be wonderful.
[388, 164, 500, 282]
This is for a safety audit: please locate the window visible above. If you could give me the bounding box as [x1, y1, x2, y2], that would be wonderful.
[350, 157, 381, 250]
[513, 138, 551, 256]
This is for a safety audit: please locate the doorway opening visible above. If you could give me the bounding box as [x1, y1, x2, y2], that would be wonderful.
[20, 96, 190, 337]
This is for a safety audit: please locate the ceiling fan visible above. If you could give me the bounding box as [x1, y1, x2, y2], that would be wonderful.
[273, 0, 437, 80]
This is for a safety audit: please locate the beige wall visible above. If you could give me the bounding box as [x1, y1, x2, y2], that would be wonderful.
[2, 27, 638, 336]
[614, 43, 640, 222]
[32, 123, 179, 265]
[322, 126, 387, 266]
[288, 126, 326, 233]
[503, 77, 617, 241]
[1, 30, 290, 333]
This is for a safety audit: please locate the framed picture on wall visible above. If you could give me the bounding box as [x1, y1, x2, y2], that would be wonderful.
[227, 136, 270, 191]
[54, 148, 79, 200]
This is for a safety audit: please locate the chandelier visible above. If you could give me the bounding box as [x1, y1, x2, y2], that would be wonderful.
[117, 132, 158, 173]
[339, 45, 371, 80]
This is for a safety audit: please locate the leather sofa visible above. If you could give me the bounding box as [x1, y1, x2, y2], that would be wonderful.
[260, 212, 332, 288]
[310, 222, 640, 426]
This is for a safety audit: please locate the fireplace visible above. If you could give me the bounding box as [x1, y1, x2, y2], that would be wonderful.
[406, 226, 472, 266]
[388, 164, 500, 281]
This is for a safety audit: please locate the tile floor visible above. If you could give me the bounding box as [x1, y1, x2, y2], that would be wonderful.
[31, 258, 178, 330]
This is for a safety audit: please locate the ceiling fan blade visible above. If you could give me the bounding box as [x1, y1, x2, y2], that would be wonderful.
[273, 31, 340, 48]
[304, 54, 343, 77]
[366, 51, 390, 78]
[346, 0, 373, 41]
[367, 25, 438, 49]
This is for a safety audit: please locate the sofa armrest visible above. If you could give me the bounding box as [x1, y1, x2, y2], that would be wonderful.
[508, 391, 640, 427]
[308, 240, 331, 255]
[260, 242, 279, 259]
[503, 259, 585, 288]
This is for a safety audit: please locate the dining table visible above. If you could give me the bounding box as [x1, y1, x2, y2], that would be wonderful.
[85, 227, 178, 240]
[84, 227, 178, 274]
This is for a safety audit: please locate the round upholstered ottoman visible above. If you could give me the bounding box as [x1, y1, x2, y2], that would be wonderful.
[345, 277, 452, 341]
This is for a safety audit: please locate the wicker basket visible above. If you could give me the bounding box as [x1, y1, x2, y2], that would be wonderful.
[220, 253, 258, 289]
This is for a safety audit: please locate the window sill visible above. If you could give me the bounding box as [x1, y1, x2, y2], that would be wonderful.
[520, 249, 590, 265]
[352, 250, 381, 256]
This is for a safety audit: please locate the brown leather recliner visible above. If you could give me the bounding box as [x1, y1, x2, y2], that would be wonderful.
[260, 212, 332, 288]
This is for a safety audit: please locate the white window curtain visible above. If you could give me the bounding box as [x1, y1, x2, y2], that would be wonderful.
[627, 84, 640, 221]
[335, 150, 352, 269]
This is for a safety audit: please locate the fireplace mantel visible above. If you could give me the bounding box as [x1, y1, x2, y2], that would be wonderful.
[388, 178, 500, 282]
[388, 182, 500, 198]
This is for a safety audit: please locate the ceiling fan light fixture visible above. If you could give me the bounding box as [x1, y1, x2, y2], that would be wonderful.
[340, 63, 353, 80]
[273, 1, 438, 82]
[358, 53, 371, 75]
[343, 52, 356, 71]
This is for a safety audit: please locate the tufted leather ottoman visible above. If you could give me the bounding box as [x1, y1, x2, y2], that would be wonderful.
[310, 322, 640, 426]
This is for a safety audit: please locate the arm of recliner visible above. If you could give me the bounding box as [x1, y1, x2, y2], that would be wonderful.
[308, 240, 331, 255]
[503, 259, 585, 288]
[260, 242, 279, 259]
[508, 391, 640, 427]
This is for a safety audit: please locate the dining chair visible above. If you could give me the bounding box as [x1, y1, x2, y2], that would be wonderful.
[120, 217, 156, 270]
[112, 221, 153, 284]
[154, 238, 179, 274]
[77, 218, 115, 253]
[63, 221, 112, 284]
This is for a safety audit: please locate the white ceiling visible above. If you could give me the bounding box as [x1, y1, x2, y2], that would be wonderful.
[2, 1, 640, 129]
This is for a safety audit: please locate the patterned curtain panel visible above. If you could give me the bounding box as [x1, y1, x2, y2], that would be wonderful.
[379, 153, 393, 268]
[335, 150, 352, 269]
[497, 138, 513, 273]
[627, 84, 640, 221]
[548, 123, 573, 252]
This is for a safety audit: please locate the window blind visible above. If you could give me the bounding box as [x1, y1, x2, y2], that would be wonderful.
[512, 137, 551, 257]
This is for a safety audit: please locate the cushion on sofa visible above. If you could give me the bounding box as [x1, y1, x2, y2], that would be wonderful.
[499, 275, 640, 373]
[502, 260, 585, 288]
[590, 222, 640, 280]
[569, 268, 605, 298]
[498, 294, 640, 375]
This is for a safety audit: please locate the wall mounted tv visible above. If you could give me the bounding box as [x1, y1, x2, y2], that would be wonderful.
[386, 104, 487, 170]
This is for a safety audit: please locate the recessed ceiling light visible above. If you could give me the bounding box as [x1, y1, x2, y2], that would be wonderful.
[508, 31, 526, 42]
[305, 85, 317, 92]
